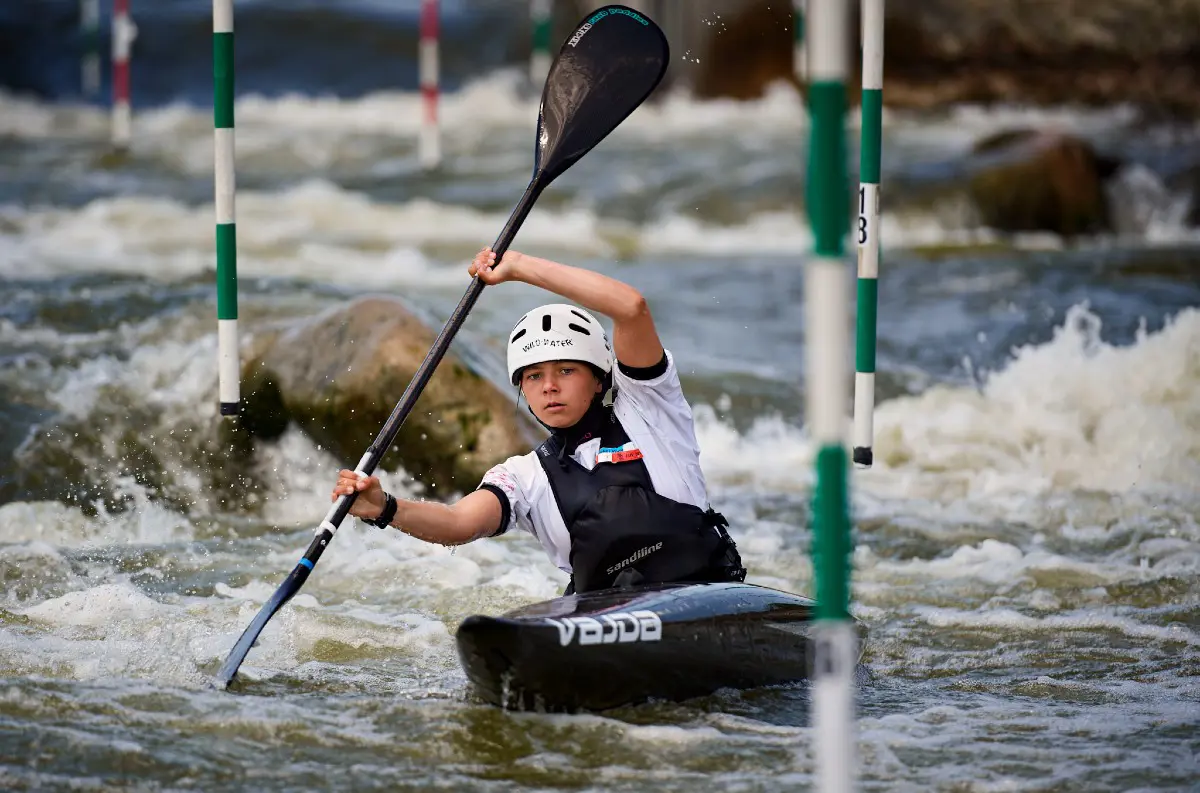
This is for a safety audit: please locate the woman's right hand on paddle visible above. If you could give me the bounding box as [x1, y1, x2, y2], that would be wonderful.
[331, 469, 385, 519]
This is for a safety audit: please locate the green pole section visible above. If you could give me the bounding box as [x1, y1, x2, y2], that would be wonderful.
[854, 277, 877, 374]
[806, 83, 849, 259]
[859, 90, 882, 183]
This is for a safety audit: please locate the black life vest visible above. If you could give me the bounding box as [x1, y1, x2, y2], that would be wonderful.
[537, 406, 746, 594]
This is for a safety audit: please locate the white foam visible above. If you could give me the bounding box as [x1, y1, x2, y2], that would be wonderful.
[695, 304, 1200, 503]
[619, 723, 726, 745]
[917, 606, 1200, 646]
[0, 184, 614, 283]
[2, 566, 464, 688]
[480, 564, 566, 599]
[202, 583, 457, 680]
[696, 407, 815, 493]
[941, 103, 1144, 140]
[0, 77, 807, 153]
[871, 305, 1200, 498]
[20, 582, 164, 627]
[0, 585, 214, 685]
[690, 303, 1200, 578]
[0, 496, 194, 549]
[246, 427, 433, 528]
[2, 79, 1161, 150]
[0, 91, 109, 138]
[4, 179, 1197, 288]
[874, 539, 1137, 587]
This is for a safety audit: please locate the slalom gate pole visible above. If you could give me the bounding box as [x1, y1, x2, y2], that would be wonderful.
[853, 0, 883, 469]
[805, 0, 856, 791]
[214, 0, 240, 416]
[111, 0, 136, 150]
[419, 0, 441, 169]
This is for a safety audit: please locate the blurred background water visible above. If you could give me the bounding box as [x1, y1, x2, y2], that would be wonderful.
[1, 1, 1198, 791]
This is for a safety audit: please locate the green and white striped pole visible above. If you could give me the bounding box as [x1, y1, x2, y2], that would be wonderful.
[530, 0, 551, 88]
[853, 0, 883, 469]
[805, 1, 855, 791]
[792, 0, 807, 81]
[214, 0, 239, 416]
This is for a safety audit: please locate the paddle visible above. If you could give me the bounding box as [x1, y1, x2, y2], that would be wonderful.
[213, 4, 669, 690]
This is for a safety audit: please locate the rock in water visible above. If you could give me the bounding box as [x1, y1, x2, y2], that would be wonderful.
[967, 130, 1122, 237]
[241, 297, 542, 492]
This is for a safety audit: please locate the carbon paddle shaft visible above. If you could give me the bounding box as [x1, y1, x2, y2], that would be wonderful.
[214, 4, 669, 689]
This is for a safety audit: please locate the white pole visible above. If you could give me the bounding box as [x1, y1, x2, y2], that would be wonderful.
[806, 1, 856, 791]
[419, 0, 441, 169]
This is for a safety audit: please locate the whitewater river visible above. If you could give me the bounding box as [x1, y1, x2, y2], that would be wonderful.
[1, 67, 1198, 791]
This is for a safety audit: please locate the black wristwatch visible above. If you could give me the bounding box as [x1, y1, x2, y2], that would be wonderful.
[366, 493, 397, 529]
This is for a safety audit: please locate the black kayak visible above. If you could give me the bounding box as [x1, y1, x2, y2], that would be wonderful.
[455, 581, 865, 712]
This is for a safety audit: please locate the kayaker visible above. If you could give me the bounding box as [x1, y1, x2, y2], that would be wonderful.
[330, 247, 745, 594]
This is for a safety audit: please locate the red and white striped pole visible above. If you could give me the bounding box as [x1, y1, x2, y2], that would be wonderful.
[111, 0, 137, 150]
[419, 0, 440, 169]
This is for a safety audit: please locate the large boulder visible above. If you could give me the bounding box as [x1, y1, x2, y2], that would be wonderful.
[238, 296, 542, 492]
[967, 130, 1122, 237]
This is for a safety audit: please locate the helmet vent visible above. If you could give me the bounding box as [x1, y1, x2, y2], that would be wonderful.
[510, 329, 527, 343]
[542, 314, 552, 331]
[568, 323, 590, 335]
[570, 309, 592, 324]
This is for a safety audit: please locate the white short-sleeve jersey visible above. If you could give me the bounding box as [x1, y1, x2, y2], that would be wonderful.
[479, 350, 710, 573]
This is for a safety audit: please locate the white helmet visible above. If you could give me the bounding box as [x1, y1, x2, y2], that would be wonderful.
[507, 303, 612, 386]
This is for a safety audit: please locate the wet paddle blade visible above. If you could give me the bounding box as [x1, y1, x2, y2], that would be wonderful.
[533, 5, 669, 186]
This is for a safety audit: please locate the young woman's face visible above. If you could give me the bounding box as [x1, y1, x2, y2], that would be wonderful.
[519, 360, 603, 429]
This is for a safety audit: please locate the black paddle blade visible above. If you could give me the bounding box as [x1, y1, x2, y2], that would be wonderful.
[534, 5, 668, 185]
